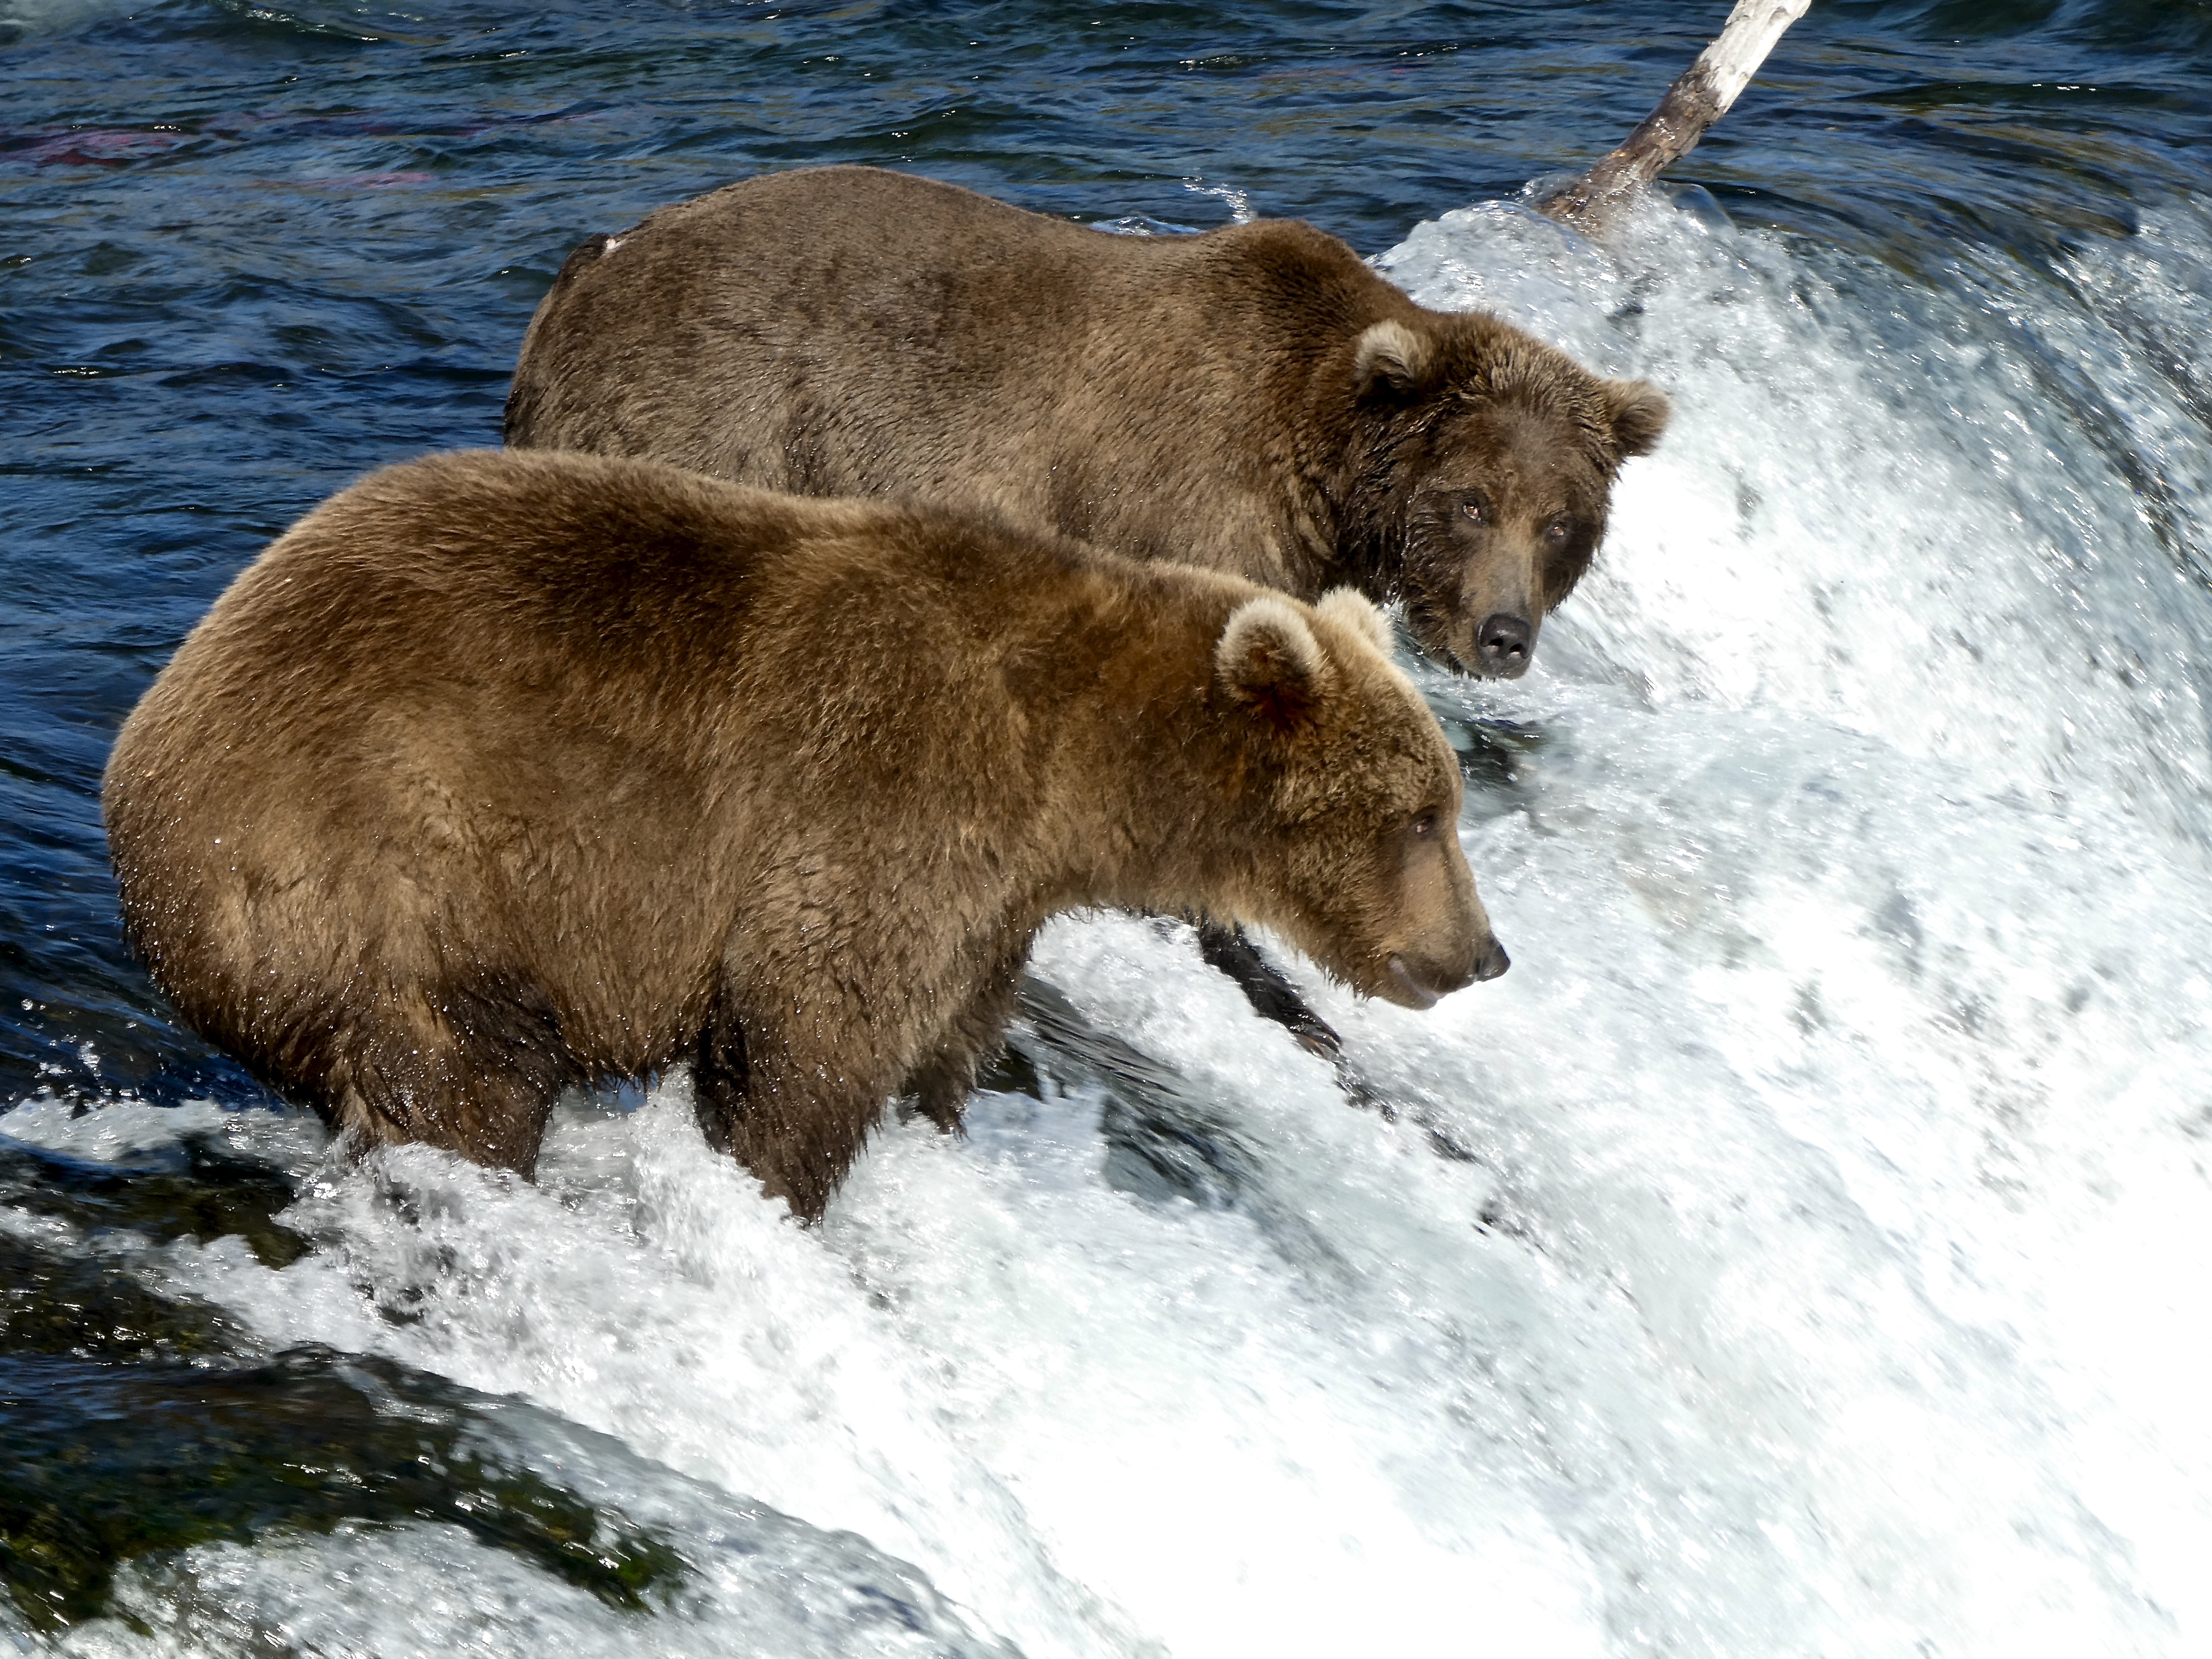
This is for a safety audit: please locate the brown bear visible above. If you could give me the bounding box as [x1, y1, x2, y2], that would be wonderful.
[103, 449, 1505, 1221]
[503, 165, 1670, 681]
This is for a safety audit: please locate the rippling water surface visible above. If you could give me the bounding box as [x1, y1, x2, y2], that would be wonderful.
[6, 2, 2212, 1654]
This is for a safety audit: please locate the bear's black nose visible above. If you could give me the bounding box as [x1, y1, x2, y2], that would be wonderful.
[1475, 613, 1532, 677]
[1473, 937, 1511, 981]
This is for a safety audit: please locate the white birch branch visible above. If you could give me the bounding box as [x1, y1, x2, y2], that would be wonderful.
[1543, 0, 1811, 231]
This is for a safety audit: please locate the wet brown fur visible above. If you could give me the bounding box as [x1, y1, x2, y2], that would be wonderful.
[103, 449, 1496, 1220]
[504, 166, 1671, 678]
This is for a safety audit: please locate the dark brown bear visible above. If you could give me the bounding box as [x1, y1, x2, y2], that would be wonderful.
[504, 165, 1670, 680]
[103, 449, 1504, 1221]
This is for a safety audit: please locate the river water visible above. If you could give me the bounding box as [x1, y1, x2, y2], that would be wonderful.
[5, 2, 2211, 1654]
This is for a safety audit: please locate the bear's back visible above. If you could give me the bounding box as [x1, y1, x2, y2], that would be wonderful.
[103, 449, 1156, 920]
[504, 167, 1409, 589]
[110, 450, 1098, 823]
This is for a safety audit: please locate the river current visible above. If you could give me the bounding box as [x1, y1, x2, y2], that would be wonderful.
[5, 2, 2211, 1654]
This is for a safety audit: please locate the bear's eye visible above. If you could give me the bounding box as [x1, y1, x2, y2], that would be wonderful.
[1461, 498, 1487, 526]
[1409, 809, 1438, 840]
[1544, 516, 1573, 548]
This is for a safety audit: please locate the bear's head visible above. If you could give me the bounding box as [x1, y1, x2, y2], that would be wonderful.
[1213, 588, 1507, 1006]
[1347, 313, 1670, 679]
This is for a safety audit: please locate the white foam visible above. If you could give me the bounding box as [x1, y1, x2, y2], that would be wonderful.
[55, 1513, 1007, 1659]
[0, 1091, 317, 1170]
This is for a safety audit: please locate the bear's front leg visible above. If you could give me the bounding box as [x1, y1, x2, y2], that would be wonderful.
[900, 944, 1029, 1133]
[693, 966, 898, 1222]
[325, 975, 570, 1175]
[734, 1039, 895, 1222]
[690, 979, 751, 1159]
[1194, 918, 1343, 1059]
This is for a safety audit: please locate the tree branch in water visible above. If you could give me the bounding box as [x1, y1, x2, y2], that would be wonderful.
[1542, 0, 1810, 232]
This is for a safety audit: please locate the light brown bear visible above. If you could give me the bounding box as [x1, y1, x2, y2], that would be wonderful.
[103, 449, 1505, 1221]
[503, 165, 1670, 681]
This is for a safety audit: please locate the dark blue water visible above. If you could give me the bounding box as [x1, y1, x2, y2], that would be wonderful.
[7, 3, 2212, 1653]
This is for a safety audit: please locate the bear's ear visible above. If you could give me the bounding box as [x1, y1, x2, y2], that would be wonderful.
[1600, 376, 1671, 459]
[1217, 594, 1334, 736]
[1353, 320, 1435, 400]
[1314, 587, 1393, 659]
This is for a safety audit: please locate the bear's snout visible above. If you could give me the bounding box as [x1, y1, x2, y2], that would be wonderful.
[1383, 930, 1507, 1009]
[1370, 788, 1506, 1009]
[1472, 611, 1534, 679]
